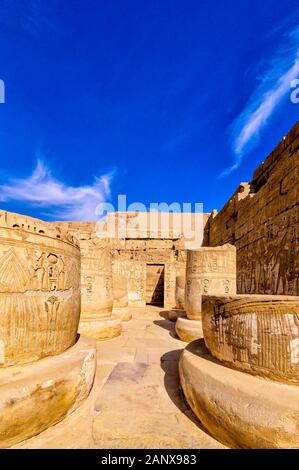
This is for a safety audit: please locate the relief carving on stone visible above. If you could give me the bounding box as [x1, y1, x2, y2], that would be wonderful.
[0, 211, 81, 367]
[237, 222, 298, 296]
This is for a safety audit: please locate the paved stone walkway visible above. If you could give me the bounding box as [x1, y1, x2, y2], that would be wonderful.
[14, 307, 224, 449]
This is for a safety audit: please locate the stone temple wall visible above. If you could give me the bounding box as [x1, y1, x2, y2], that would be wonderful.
[52, 221, 191, 309]
[110, 237, 187, 308]
[204, 121, 299, 295]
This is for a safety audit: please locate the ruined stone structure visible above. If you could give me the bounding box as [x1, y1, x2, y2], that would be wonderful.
[70, 229, 122, 340]
[0, 211, 96, 448]
[204, 121, 299, 297]
[178, 122, 299, 449]
[202, 295, 299, 384]
[56, 212, 207, 312]
[176, 245, 236, 342]
[112, 274, 132, 321]
[179, 294, 299, 448]
[175, 275, 186, 310]
[0, 121, 298, 449]
[168, 275, 187, 321]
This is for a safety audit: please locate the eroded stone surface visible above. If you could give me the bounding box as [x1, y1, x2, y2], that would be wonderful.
[13, 307, 224, 449]
[0, 335, 96, 448]
[54, 213, 210, 309]
[0, 210, 81, 367]
[175, 275, 186, 310]
[204, 122, 299, 296]
[175, 317, 203, 342]
[112, 274, 132, 321]
[79, 315, 122, 341]
[179, 340, 299, 448]
[175, 245, 236, 342]
[113, 306, 132, 321]
[79, 236, 114, 319]
[202, 294, 299, 383]
[4, 122, 299, 450]
[185, 245, 236, 320]
[67, 232, 122, 340]
[168, 309, 186, 322]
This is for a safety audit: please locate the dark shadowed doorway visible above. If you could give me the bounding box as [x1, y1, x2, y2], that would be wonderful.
[146, 264, 164, 306]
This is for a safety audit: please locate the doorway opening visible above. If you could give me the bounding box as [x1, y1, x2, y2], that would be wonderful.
[146, 264, 164, 306]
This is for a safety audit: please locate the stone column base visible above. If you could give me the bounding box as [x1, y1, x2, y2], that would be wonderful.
[113, 306, 132, 321]
[175, 317, 203, 342]
[179, 340, 299, 449]
[79, 315, 122, 340]
[168, 309, 186, 322]
[0, 335, 96, 449]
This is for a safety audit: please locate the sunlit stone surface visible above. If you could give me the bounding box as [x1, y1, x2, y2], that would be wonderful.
[1, 122, 298, 449]
[78, 234, 122, 340]
[0, 211, 96, 447]
[176, 245, 236, 342]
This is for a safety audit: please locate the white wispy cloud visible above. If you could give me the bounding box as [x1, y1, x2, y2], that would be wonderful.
[0, 160, 115, 221]
[220, 22, 299, 178]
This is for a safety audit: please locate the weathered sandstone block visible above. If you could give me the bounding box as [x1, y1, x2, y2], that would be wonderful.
[80, 237, 114, 318]
[179, 340, 299, 448]
[0, 211, 81, 367]
[175, 317, 203, 342]
[112, 305, 132, 321]
[0, 335, 96, 448]
[79, 316, 122, 341]
[112, 274, 132, 321]
[202, 294, 299, 384]
[175, 275, 185, 310]
[185, 245, 236, 320]
[168, 275, 186, 321]
[176, 245, 236, 341]
[205, 122, 299, 297]
[168, 309, 186, 322]
[78, 235, 122, 339]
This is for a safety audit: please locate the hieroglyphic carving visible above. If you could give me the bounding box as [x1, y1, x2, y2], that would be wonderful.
[164, 263, 176, 308]
[110, 243, 185, 307]
[175, 275, 185, 309]
[53, 221, 198, 309]
[79, 236, 114, 317]
[30, 252, 67, 291]
[206, 122, 299, 296]
[202, 294, 299, 384]
[0, 210, 80, 367]
[236, 221, 299, 295]
[0, 248, 30, 292]
[185, 245, 237, 320]
[127, 262, 146, 305]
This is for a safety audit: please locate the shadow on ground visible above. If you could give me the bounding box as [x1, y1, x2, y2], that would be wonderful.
[160, 345, 219, 438]
[154, 318, 178, 339]
[158, 310, 170, 319]
[160, 349, 197, 422]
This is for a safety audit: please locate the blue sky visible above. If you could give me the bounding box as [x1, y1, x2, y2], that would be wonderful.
[0, 0, 298, 220]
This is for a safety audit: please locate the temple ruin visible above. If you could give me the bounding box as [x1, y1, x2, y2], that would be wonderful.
[0, 121, 298, 448]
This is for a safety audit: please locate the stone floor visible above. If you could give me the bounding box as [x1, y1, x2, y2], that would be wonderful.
[13, 307, 225, 449]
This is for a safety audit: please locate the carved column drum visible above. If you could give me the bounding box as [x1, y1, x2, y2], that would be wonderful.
[175, 275, 185, 310]
[0, 211, 81, 367]
[202, 294, 299, 384]
[80, 237, 114, 320]
[185, 244, 236, 320]
[113, 274, 128, 309]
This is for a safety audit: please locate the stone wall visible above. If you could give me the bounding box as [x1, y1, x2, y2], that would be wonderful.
[53, 221, 189, 309]
[204, 121, 299, 295]
[111, 237, 187, 308]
